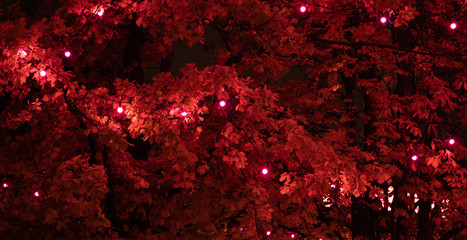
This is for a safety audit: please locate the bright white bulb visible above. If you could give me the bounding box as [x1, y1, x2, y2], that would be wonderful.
[219, 100, 226, 107]
[18, 49, 27, 58]
[266, 231, 271, 236]
[64, 50, 71, 57]
[450, 23, 457, 30]
[97, 8, 104, 17]
[411, 155, 418, 161]
[262, 168, 268, 175]
[181, 111, 188, 117]
[291, 234, 295, 238]
[300, 6, 306, 13]
[2, 183, 8, 188]
[448, 139, 455, 145]
[39, 70, 46, 77]
[330, 184, 336, 189]
[380, 17, 387, 24]
[117, 106, 124, 113]
[34, 191, 39, 197]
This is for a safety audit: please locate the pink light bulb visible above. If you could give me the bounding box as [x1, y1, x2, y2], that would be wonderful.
[117, 106, 124, 113]
[181, 111, 188, 117]
[330, 184, 336, 189]
[34, 191, 39, 197]
[3, 183, 8, 188]
[291, 234, 295, 238]
[97, 8, 104, 17]
[262, 168, 268, 175]
[411, 155, 418, 161]
[450, 23, 457, 30]
[266, 231, 271, 236]
[219, 100, 226, 107]
[380, 17, 387, 24]
[64, 50, 71, 58]
[300, 6, 306, 13]
[448, 139, 455, 145]
[39, 70, 46, 77]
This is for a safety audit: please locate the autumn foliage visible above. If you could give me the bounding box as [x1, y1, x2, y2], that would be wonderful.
[0, 0, 466, 239]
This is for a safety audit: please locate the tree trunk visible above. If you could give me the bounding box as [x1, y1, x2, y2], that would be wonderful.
[352, 196, 380, 239]
[417, 200, 433, 240]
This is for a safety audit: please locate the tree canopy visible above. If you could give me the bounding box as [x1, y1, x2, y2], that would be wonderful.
[0, 0, 466, 239]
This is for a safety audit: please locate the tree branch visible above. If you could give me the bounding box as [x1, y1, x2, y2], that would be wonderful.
[308, 36, 462, 57]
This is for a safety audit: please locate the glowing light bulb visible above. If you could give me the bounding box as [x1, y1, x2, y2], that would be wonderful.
[411, 155, 418, 161]
[291, 234, 295, 238]
[64, 50, 71, 58]
[181, 111, 187, 117]
[97, 8, 104, 17]
[450, 22, 457, 30]
[262, 168, 268, 175]
[39, 70, 47, 77]
[448, 139, 455, 145]
[300, 6, 306, 13]
[330, 184, 336, 189]
[34, 191, 39, 197]
[219, 100, 226, 107]
[18, 49, 27, 58]
[117, 106, 124, 113]
[2, 183, 8, 188]
[266, 231, 271, 236]
[380, 17, 387, 24]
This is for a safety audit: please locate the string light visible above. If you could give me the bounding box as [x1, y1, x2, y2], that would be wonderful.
[380, 16, 387, 24]
[300, 6, 306, 13]
[330, 184, 336, 189]
[262, 168, 268, 175]
[116, 106, 124, 113]
[448, 139, 455, 145]
[219, 100, 226, 107]
[266, 231, 271, 236]
[34, 191, 40, 197]
[411, 155, 418, 161]
[64, 50, 71, 58]
[2, 183, 8, 188]
[450, 22, 457, 30]
[97, 8, 104, 17]
[291, 233, 295, 238]
[181, 111, 188, 117]
[18, 49, 27, 58]
[39, 70, 47, 77]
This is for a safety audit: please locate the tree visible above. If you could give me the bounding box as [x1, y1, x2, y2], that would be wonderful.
[0, 0, 466, 239]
